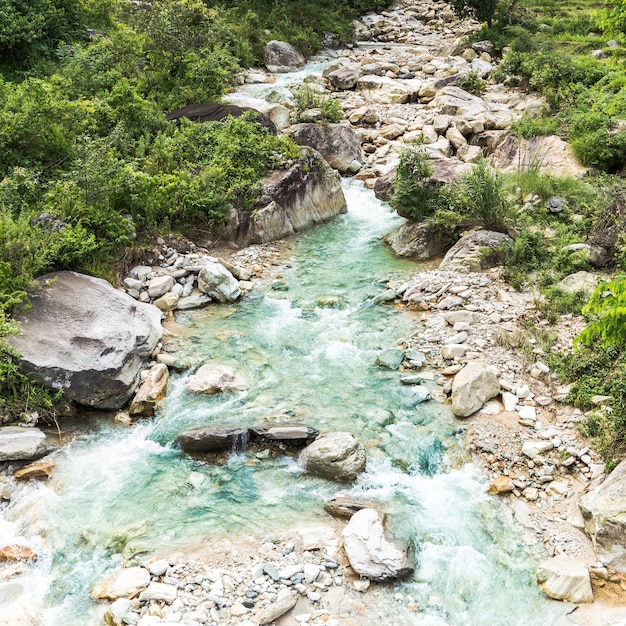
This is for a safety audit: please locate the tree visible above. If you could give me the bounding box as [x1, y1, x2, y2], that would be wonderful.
[601, 0, 626, 37]
[577, 277, 626, 348]
[449, 0, 499, 27]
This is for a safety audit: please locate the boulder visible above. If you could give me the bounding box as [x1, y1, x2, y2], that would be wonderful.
[300, 432, 366, 481]
[579, 457, 626, 571]
[8, 271, 163, 409]
[14, 460, 56, 481]
[0, 426, 54, 462]
[187, 363, 247, 395]
[323, 496, 378, 520]
[487, 476, 515, 494]
[264, 40, 305, 73]
[556, 271, 599, 295]
[250, 424, 318, 447]
[536, 556, 593, 603]
[376, 348, 405, 370]
[138, 582, 177, 603]
[92, 567, 150, 600]
[373, 170, 396, 201]
[439, 230, 512, 273]
[238, 148, 347, 245]
[342, 508, 413, 581]
[165, 102, 276, 133]
[430, 86, 489, 119]
[491, 135, 587, 177]
[327, 67, 361, 90]
[356, 75, 420, 104]
[384, 221, 451, 260]
[176, 293, 212, 310]
[198, 262, 241, 303]
[451, 362, 500, 418]
[129, 363, 169, 416]
[561, 243, 609, 268]
[287, 123, 362, 173]
[176, 425, 248, 454]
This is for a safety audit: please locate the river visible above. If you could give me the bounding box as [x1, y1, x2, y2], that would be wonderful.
[0, 179, 576, 625]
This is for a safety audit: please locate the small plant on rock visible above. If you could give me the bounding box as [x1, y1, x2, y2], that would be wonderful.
[458, 70, 486, 96]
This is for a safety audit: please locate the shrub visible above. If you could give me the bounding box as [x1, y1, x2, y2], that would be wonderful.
[577, 276, 626, 348]
[458, 70, 486, 96]
[293, 84, 343, 123]
[389, 146, 449, 221]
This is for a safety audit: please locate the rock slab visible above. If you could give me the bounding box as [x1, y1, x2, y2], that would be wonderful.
[536, 555, 593, 603]
[342, 508, 412, 581]
[8, 271, 163, 409]
[451, 362, 500, 417]
[300, 432, 366, 481]
[0, 426, 54, 462]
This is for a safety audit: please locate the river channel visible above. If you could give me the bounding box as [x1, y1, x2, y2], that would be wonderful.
[0, 179, 577, 625]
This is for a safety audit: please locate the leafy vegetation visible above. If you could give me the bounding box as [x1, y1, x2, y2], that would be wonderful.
[0, 0, 387, 421]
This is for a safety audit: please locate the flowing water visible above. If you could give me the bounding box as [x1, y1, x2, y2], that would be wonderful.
[0, 180, 576, 625]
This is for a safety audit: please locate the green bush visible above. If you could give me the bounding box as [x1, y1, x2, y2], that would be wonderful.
[510, 114, 560, 138]
[458, 70, 486, 96]
[293, 84, 343, 123]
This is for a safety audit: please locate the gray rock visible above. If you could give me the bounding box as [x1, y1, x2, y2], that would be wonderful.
[546, 196, 567, 213]
[327, 67, 361, 90]
[138, 582, 177, 603]
[187, 363, 247, 395]
[323, 496, 378, 519]
[198, 262, 241, 303]
[300, 432, 366, 481]
[148, 275, 174, 299]
[383, 220, 451, 260]
[254, 591, 298, 625]
[451, 362, 500, 417]
[287, 123, 362, 174]
[0, 426, 55, 462]
[556, 271, 599, 295]
[129, 363, 169, 416]
[92, 567, 151, 600]
[376, 348, 406, 370]
[441, 344, 467, 359]
[264, 40, 304, 73]
[439, 230, 511, 273]
[176, 293, 212, 310]
[408, 385, 431, 404]
[237, 148, 347, 245]
[8, 272, 162, 409]
[176, 425, 249, 453]
[154, 292, 180, 311]
[579, 457, 626, 571]
[342, 508, 413, 581]
[561, 243, 609, 268]
[123, 277, 144, 292]
[251, 424, 318, 447]
[536, 556, 593, 603]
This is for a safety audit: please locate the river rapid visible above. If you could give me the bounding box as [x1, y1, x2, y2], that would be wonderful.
[0, 178, 577, 625]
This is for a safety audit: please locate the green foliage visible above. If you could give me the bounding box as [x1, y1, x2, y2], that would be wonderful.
[577, 277, 626, 348]
[451, 157, 512, 231]
[293, 84, 343, 123]
[449, 0, 499, 26]
[501, 230, 550, 289]
[601, 0, 626, 38]
[457, 70, 486, 96]
[510, 114, 560, 138]
[389, 146, 449, 221]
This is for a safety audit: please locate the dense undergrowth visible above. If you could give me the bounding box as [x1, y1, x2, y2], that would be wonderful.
[0, 0, 387, 422]
[391, 0, 626, 466]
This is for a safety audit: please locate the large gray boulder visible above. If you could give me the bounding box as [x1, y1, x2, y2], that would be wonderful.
[264, 40, 305, 73]
[197, 262, 241, 303]
[8, 272, 163, 409]
[287, 123, 362, 173]
[342, 508, 413, 581]
[579, 457, 626, 571]
[176, 425, 248, 454]
[439, 230, 511, 273]
[237, 148, 347, 245]
[451, 362, 500, 418]
[536, 556, 593, 603]
[431, 86, 489, 119]
[383, 221, 451, 259]
[300, 432, 366, 482]
[0, 426, 55, 462]
[327, 67, 361, 90]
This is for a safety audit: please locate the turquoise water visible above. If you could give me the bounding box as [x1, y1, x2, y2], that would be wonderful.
[0, 180, 573, 625]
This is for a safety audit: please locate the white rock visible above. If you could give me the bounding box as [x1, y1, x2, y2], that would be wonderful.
[451, 362, 500, 418]
[517, 406, 536, 420]
[536, 556, 593, 603]
[502, 391, 518, 412]
[92, 567, 150, 600]
[522, 440, 554, 457]
[138, 582, 177, 603]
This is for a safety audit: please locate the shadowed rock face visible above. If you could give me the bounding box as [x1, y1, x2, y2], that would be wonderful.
[8, 271, 163, 409]
[166, 103, 276, 133]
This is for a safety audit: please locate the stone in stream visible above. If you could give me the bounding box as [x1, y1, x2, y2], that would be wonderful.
[342, 508, 413, 581]
[187, 363, 247, 395]
[0, 545, 38, 561]
[536, 556, 593, 603]
[175, 293, 212, 311]
[451, 362, 500, 418]
[383, 221, 451, 260]
[92, 566, 150, 600]
[129, 363, 169, 416]
[300, 432, 366, 482]
[264, 40, 304, 73]
[7, 271, 163, 409]
[376, 348, 405, 370]
[250, 424, 318, 448]
[0, 426, 55, 462]
[407, 385, 431, 405]
[176, 426, 249, 454]
[323, 496, 378, 519]
[14, 460, 56, 481]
